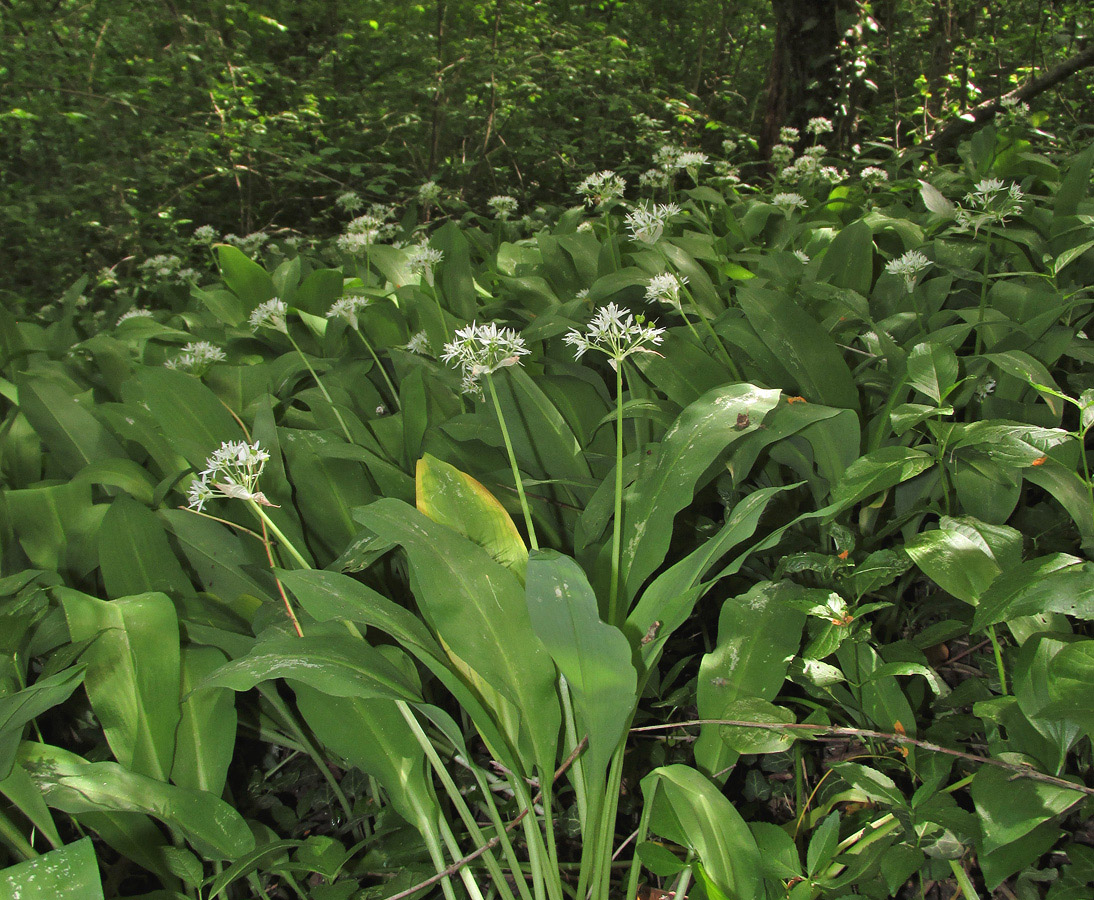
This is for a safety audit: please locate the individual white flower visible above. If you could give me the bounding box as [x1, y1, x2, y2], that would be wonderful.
[575, 288, 590, 301]
[577, 170, 626, 208]
[625, 201, 680, 244]
[488, 195, 519, 220]
[975, 376, 997, 400]
[326, 296, 372, 330]
[806, 116, 834, 136]
[861, 166, 889, 187]
[188, 440, 273, 512]
[249, 298, 289, 334]
[645, 273, 688, 310]
[418, 180, 441, 203]
[442, 322, 530, 392]
[117, 308, 154, 326]
[563, 302, 665, 369]
[192, 224, 217, 243]
[406, 243, 444, 286]
[773, 192, 807, 216]
[404, 331, 432, 355]
[885, 249, 932, 292]
[793, 250, 811, 264]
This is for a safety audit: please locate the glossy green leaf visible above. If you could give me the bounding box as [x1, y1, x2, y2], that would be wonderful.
[641, 764, 762, 900]
[98, 495, 193, 599]
[717, 698, 796, 755]
[216, 244, 274, 309]
[818, 218, 874, 296]
[59, 588, 180, 781]
[906, 342, 959, 404]
[170, 647, 236, 797]
[18, 742, 254, 860]
[971, 764, 1082, 855]
[973, 554, 1094, 630]
[0, 667, 86, 779]
[17, 379, 124, 476]
[830, 446, 934, 512]
[0, 838, 103, 900]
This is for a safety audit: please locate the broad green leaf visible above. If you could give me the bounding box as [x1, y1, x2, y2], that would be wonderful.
[354, 499, 561, 775]
[737, 284, 858, 409]
[1013, 634, 1083, 762]
[817, 218, 875, 296]
[806, 811, 841, 878]
[17, 379, 124, 475]
[98, 495, 193, 599]
[695, 582, 806, 777]
[216, 244, 274, 309]
[18, 742, 254, 860]
[905, 526, 1002, 604]
[641, 764, 761, 900]
[205, 838, 303, 900]
[971, 764, 1082, 855]
[0, 838, 103, 900]
[525, 550, 637, 783]
[0, 765, 63, 850]
[71, 458, 156, 505]
[0, 667, 86, 780]
[1023, 460, 1094, 552]
[5, 481, 101, 574]
[197, 631, 421, 703]
[160, 508, 272, 603]
[837, 642, 917, 752]
[717, 698, 796, 755]
[433, 222, 476, 318]
[621, 383, 781, 603]
[906, 342, 959, 404]
[830, 447, 934, 512]
[986, 350, 1063, 416]
[170, 647, 236, 797]
[59, 589, 181, 781]
[973, 555, 1094, 630]
[416, 454, 527, 581]
[632, 331, 729, 408]
[1044, 640, 1094, 737]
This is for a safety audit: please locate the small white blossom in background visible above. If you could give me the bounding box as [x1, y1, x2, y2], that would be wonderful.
[404, 331, 432, 356]
[773, 192, 807, 216]
[283, 235, 303, 249]
[861, 166, 889, 187]
[721, 139, 738, 156]
[713, 160, 741, 185]
[192, 225, 217, 244]
[806, 117, 834, 136]
[488, 195, 519, 220]
[187, 440, 273, 512]
[975, 376, 997, 401]
[406, 243, 444, 286]
[165, 341, 227, 374]
[954, 178, 1025, 234]
[779, 126, 800, 144]
[577, 170, 626, 208]
[442, 322, 530, 394]
[326, 296, 372, 330]
[639, 167, 673, 190]
[625, 201, 680, 244]
[141, 254, 182, 279]
[803, 145, 827, 159]
[885, 249, 932, 293]
[563, 302, 665, 369]
[225, 232, 269, 255]
[117, 308, 154, 326]
[793, 250, 811, 264]
[770, 144, 795, 168]
[249, 298, 289, 334]
[418, 180, 441, 204]
[674, 151, 708, 174]
[575, 288, 590, 301]
[337, 231, 377, 255]
[336, 191, 364, 214]
[645, 273, 688, 311]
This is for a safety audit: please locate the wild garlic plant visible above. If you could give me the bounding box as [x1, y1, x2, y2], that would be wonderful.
[442, 322, 537, 548]
[326, 296, 402, 412]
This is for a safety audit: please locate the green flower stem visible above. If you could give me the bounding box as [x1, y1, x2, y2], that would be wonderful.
[350, 326, 401, 411]
[608, 360, 625, 626]
[396, 702, 519, 900]
[248, 501, 312, 571]
[987, 624, 1008, 695]
[0, 806, 37, 860]
[285, 332, 355, 444]
[436, 817, 488, 900]
[623, 787, 658, 900]
[467, 768, 537, 900]
[558, 676, 588, 828]
[585, 745, 626, 900]
[974, 240, 992, 356]
[486, 374, 539, 550]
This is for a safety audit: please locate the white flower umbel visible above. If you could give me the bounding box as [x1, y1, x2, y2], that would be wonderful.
[418, 180, 441, 203]
[955, 178, 1025, 234]
[773, 192, 807, 217]
[861, 166, 889, 187]
[645, 273, 688, 311]
[404, 331, 432, 356]
[885, 249, 932, 293]
[488, 195, 519, 220]
[117, 308, 154, 326]
[442, 322, 530, 390]
[336, 191, 364, 213]
[326, 296, 373, 331]
[577, 170, 626, 208]
[337, 231, 377, 255]
[779, 126, 800, 144]
[563, 302, 665, 368]
[406, 244, 444, 287]
[192, 224, 217, 244]
[806, 116, 834, 136]
[188, 441, 273, 512]
[625, 201, 679, 244]
[249, 298, 290, 334]
[165, 341, 227, 375]
[443, 321, 538, 548]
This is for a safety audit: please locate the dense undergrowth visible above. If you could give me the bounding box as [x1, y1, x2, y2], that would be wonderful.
[2, 117, 1094, 900]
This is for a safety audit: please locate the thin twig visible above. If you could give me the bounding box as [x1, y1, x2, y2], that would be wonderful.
[630, 719, 1093, 797]
[382, 736, 589, 900]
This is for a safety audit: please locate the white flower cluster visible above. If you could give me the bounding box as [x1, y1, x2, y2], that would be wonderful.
[645, 273, 688, 310]
[249, 298, 289, 333]
[141, 254, 182, 279]
[779, 126, 800, 144]
[192, 225, 217, 244]
[806, 117, 834, 136]
[955, 178, 1025, 234]
[675, 151, 708, 172]
[165, 341, 226, 374]
[336, 191, 364, 213]
[860, 166, 889, 187]
[406, 243, 444, 286]
[404, 331, 432, 356]
[224, 232, 269, 255]
[187, 440, 272, 512]
[770, 144, 795, 169]
[442, 322, 530, 395]
[773, 192, 807, 215]
[577, 171, 626, 208]
[885, 249, 932, 293]
[488, 195, 519, 220]
[419, 181, 441, 203]
[326, 296, 372, 330]
[563, 302, 665, 368]
[625, 201, 680, 244]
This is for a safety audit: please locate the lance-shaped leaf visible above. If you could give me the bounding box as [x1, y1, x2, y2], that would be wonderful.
[0, 837, 103, 900]
[906, 342, 960, 404]
[973, 554, 1094, 630]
